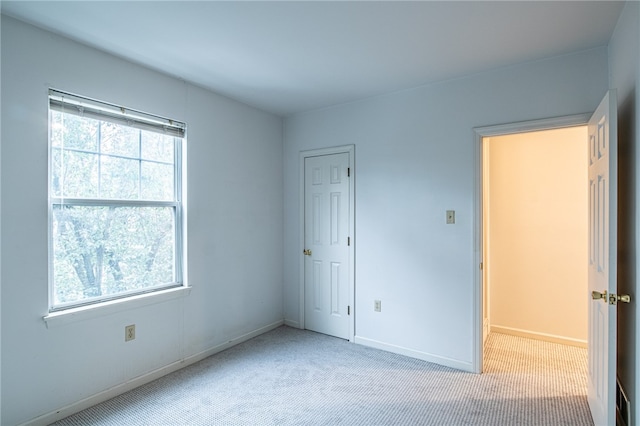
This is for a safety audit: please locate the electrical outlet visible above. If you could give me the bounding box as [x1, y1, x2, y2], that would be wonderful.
[446, 210, 455, 224]
[374, 300, 382, 312]
[125, 324, 135, 342]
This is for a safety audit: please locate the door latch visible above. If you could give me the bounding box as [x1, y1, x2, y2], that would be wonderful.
[303, 249, 312, 256]
[592, 290, 631, 305]
[609, 293, 631, 305]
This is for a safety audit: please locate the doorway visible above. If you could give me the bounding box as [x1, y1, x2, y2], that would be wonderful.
[475, 95, 618, 423]
[483, 126, 589, 356]
[473, 114, 592, 373]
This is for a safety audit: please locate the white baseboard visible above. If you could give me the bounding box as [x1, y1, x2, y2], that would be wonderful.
[354, 336, 473, 373]
[22, 320, 285, 426]
[490, 325, 587, 348]
[284, 319, 300, 328]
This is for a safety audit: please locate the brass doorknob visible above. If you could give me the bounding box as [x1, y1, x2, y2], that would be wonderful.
[609, 293, 631, 305]
[592, 290, 607, 301]
[303, 249, 312, 256]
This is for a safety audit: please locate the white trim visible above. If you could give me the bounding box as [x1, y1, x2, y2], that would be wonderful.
[299, 145, 355, 341]
[20, 320, 284, 426]
[472, 113, 591, 374]
[43, 286, 191, 328]
[354, 336, 473, 372]
[473, 122, 483, 374]
[482, 142, 491, 348]
[474, 113, 591, 137]
[284, 319, 301, 328]
[51, 198, 179, 207]
[491, 325, 587, 348]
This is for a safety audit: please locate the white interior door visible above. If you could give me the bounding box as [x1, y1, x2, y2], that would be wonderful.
[304, 152, 351, 339]
[587, 90, 617, 426]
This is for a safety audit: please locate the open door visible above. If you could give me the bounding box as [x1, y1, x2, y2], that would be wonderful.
[587, 90, 619, 425]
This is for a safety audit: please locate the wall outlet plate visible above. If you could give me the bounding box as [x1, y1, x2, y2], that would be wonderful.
[374, 300, 382, 312]
[125, 324, 135, 342]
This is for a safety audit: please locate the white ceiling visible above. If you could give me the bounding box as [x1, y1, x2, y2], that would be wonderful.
[1, 1, 624, 116]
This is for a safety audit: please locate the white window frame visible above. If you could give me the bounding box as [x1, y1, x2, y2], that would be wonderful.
[47, 89, 187, 312]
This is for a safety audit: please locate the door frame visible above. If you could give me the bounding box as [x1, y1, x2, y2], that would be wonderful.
[472, 113, 590, 373]
[299, 144, 355, 341]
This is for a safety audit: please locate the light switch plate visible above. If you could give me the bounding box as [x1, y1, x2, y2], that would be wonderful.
[446, 210, 455, 224]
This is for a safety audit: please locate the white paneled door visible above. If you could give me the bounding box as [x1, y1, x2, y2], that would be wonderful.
[304, 152, 351, 339]
[587, 90, 617, 426]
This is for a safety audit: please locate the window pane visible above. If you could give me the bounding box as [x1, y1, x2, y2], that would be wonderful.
[141, 162, 174, 201]
[52, 205, 175, 305]
[49, 93, 184, 311]
[100, 121, 140, 158]
[141, 132, 174, 163]
[51, 111, 99, 151]
[100, 156, 139, 199]
[53, 148, 99, 198]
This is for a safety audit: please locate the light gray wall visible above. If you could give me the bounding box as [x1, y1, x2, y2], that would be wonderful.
[284, 47, 609, 369]
[609, 1, 640, 424]
[1, 16, 284, 425]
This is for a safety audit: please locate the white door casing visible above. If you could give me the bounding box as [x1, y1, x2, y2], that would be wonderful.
[300, 146, 354, 340]
[482, 140, 490, 346]
[587, 90, 617, 426]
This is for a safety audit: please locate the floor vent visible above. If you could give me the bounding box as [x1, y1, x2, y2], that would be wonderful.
[616, 377, 631, 426]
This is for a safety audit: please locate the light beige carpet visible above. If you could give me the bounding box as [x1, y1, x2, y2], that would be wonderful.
[52, 327, 592, 425]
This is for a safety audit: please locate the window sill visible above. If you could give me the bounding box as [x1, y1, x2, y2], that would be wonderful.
[43, 286, 192, 328]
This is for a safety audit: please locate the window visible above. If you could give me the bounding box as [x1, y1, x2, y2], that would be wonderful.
[48, 89, 186, 311]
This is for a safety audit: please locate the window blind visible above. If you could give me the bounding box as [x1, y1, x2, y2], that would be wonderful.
[49, 89, 186, 138]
